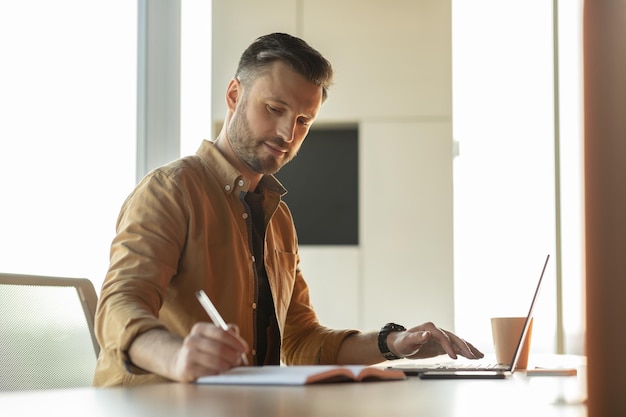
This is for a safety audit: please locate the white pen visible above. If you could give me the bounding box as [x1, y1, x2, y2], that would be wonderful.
[196, 290, 249, 365]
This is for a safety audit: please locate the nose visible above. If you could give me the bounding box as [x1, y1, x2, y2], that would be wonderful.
[277, 117, 297, 143]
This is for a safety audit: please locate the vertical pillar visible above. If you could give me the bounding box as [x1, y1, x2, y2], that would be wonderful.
[584, 0, 626, 415]
[136, 0, 181, 181]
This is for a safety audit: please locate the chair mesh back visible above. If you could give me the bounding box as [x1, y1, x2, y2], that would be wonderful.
[0, 284, 97, 390]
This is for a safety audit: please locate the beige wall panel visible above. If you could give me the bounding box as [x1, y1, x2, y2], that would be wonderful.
[301, 0, 451, 121]
[298, 246, 360, 329]
[360, 121, 454, 330]
[211, 0, 297, 120]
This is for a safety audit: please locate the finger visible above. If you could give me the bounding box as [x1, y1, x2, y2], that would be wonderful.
[423, 326, 457, 359]
[189, 323, 249, 366]
[408, 331, 429, 355]
[446, 333, 471, 358]
[392, 330, 431, 357]
[193, 322, 249, 354]
[173, 337, 235, 381]
[403, 323, 453, 358]
[442, 330, 483, 359]
[225, 324, 251, 365]
[186, 332, 240, 368]
[465, 341, 484, 358]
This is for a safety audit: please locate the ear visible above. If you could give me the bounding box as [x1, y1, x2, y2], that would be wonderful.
[225, 78, 241, 112]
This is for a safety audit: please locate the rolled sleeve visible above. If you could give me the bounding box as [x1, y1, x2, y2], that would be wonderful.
[93, 169, 188, 386]
[318, 329, 361, 364]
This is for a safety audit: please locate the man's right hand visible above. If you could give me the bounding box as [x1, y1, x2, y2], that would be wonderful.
[129, 323, 249, 382]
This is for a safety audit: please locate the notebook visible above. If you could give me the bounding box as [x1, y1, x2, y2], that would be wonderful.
[197, 365, 406, 385]
[388, 254, 550, 378]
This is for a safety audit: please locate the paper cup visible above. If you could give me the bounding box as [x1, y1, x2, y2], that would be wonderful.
[491, 317, 533, 369]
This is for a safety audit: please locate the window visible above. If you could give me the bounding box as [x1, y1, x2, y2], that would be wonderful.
[180, 1, 212, 156]
[452, 0, 584, 355]
[0, 1, 137, 292]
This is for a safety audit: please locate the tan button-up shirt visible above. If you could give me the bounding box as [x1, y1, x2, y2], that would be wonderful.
[93, 140, 358, 387]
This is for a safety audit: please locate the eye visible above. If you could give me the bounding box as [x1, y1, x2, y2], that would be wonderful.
[267, 105, 282, 114]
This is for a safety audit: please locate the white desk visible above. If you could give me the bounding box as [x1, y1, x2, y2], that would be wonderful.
[0, 357, 587, 417]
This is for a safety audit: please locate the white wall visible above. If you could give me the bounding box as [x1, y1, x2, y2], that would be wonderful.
[212, 0, 453, 331]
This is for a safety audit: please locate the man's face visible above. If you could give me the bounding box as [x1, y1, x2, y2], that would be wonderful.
[227, 62, 323, 175]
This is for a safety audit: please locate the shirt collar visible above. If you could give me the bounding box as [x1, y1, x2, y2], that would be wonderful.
[195, 139, 287, 197]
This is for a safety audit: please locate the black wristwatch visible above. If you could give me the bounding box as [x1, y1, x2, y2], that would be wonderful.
[377, 322, 406, 360]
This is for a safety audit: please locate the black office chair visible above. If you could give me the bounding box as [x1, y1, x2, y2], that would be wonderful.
[0, 273, 100, 390]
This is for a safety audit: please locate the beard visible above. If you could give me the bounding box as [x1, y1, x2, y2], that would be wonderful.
[227, 99, 297, 175]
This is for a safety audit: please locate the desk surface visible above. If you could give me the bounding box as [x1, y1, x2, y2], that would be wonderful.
[0, 356, 587, 417]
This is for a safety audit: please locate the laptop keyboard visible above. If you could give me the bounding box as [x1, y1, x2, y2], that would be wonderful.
[433, 362, 503, 371]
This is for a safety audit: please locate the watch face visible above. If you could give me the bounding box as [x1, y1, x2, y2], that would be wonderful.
[384, 323, 406, 332]
[383, 352, 401, 360]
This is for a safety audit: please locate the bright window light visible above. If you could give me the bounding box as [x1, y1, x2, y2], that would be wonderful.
[452, 0, 584, 355]
[180, 0, 212, 157]
[0, 1, 137, 293]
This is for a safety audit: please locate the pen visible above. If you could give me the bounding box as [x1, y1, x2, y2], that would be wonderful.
[196, 290, 249, 366]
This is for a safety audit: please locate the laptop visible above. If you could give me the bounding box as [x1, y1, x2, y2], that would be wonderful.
[388, 254, 550, 379]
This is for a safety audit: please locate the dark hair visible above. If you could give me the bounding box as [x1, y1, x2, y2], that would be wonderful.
[235, 33, 334, 102]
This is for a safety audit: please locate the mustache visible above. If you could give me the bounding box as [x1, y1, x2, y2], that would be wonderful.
[263, 137, 290, 152]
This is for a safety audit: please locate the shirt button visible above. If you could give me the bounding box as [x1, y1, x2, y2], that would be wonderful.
[238, 179, 245, 187]
[252, 302, 257, 309]
[242, 213, 248, 219]
[225, 184, 231, 191]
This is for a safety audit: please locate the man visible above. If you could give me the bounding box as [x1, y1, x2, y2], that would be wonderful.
[93, 33, 483, 387]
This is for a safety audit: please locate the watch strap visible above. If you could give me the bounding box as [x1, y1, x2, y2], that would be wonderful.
[377, 322, 406, 360]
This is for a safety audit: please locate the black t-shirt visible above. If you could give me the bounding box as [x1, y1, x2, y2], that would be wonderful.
[244, 190, 281, 365]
